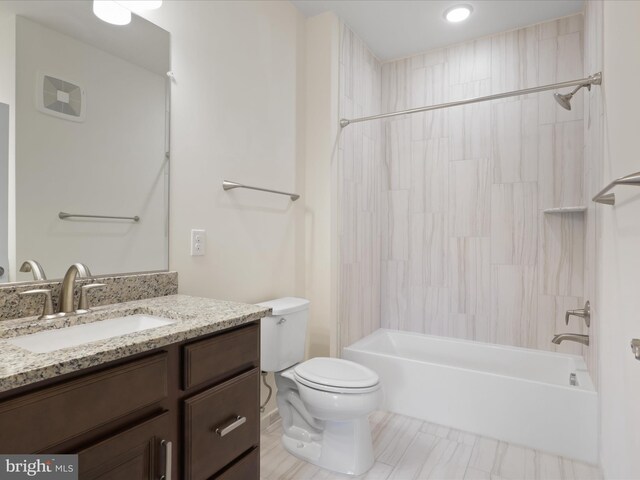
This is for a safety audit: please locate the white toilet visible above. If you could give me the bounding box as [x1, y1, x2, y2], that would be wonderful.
[258, 297, 381, 476]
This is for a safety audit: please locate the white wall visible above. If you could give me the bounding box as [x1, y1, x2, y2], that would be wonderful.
[598, 1, 640, 477]
[15, 17, 167, 280]
[138, 0, 308, 424]
[304, 12, 340, 358]
[0, 10, 15, 281]
[0, 104, 8, 282]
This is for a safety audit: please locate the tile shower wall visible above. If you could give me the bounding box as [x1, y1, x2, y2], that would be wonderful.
[379, 14, 587, 354]
[583, 1, 603, 384]
[338, 25, 383, 349]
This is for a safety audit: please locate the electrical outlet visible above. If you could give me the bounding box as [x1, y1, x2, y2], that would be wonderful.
[190, 229, 206, 256]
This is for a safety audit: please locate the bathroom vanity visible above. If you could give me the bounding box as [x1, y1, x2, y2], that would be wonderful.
[0, 295, 270, 480]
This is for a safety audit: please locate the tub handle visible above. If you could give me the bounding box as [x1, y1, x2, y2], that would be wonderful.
[631, 339, 640, 361]
[565, 301, 590, 328]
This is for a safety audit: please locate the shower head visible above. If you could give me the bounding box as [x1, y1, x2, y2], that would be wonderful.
[553, 83, 591, 111]
[553, 92, 574, 110]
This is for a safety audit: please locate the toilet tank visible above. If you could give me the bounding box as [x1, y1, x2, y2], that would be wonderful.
[256, 297, 310, 372]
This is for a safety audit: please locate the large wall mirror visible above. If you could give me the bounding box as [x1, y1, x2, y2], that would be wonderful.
[0, 1, 170, 282]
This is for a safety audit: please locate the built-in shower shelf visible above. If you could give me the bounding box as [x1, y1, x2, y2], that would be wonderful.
[543, 206, 587, 214]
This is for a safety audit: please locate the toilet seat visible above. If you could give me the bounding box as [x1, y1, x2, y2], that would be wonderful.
[293, 357, 380, 394]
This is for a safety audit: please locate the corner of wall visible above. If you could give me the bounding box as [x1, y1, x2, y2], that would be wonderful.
[303, 11, 341, 359]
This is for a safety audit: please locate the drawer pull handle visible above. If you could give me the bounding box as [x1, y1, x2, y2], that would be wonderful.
[215, 416, 246, 437]
[160, 439, 172, 480]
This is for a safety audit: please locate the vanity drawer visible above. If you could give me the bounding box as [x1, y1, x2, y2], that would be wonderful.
[0, 353, 168, 454]
[182, 323, 259, 390]
[184, 368, 259, 480]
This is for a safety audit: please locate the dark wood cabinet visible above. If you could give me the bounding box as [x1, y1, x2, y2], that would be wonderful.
[0, 322, 261, 480]
[77, 412, 171, 480]
[184, 369, 259, 480]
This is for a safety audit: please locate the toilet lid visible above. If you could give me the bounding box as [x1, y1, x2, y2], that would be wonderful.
[293, 357, 379, 389]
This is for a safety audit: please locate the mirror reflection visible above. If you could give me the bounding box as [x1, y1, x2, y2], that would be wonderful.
[0, 1, 170, 282]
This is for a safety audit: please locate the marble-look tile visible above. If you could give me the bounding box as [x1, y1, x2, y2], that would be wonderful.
[490, 183, 538, 265]
[409, 213, 447, 287]
[539, 14, 584, 40]
[410, 139, 449, 214]
[491, 98, 539, 184]
[385, 119, 411, 190]
[538, 121, 584, 210]
[372, 412, 423, 466]
[381, 260, 408, 331]
[408, 287, 448, 335]
[539, 214, 584, 297]
[490, 265, 538, 347]
[491, 442, 537, 480]
[381, 59, 411, 112]
[411, 63, 449, 141]
[491, 25, 539, 94]
[449, 237, 491, 319]
[338, 24, 383, 351]
[463, 467, 492, 480]
[387, 191, 410, 260]
[260, 412, 603, 480]
[387, 432, 440, 479]
[352, 15, 588, 359]
[449, 80, 492, 161]
[468, 436, 500, 473]
[447, 37, 492, 85]
[449, 158, 491, 237]
[538, 31, 584, 125]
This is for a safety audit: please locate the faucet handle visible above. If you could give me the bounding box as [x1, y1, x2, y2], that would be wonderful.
[565, 301, 591, 327]
[19, 289, 57, 320]
[77, 283, 106, 312]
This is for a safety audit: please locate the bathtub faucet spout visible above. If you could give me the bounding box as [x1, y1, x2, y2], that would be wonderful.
[552, 333, 589, 346]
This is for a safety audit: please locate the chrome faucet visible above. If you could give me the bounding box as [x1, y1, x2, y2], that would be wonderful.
[19, 260, 47, 280]
[552, 333, 590, 346]
[58, 263, 92, 313]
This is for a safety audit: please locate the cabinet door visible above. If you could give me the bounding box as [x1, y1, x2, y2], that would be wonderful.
[78, 412, 172, 480]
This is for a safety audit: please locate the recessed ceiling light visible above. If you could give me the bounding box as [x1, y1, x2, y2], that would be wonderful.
[92, 1, 163, 26]
[93, 0, 131, 25]
[444, 4, 473, 23]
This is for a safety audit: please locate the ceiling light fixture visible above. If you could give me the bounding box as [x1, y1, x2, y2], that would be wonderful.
[93, 0, 131, 25]
[92, 0, 162, 26]
[444, 4, 473, 23]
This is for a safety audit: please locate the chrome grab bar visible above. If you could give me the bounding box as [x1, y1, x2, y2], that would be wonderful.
[215, 415, 246, 437]
[59, 211, 140, 222]
[592, 171, 640, 205]
[222, 180, 300, 201]
[58, 212, 140, 222]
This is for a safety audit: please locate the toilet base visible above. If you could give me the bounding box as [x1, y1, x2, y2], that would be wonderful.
[281, 416, 375, 476]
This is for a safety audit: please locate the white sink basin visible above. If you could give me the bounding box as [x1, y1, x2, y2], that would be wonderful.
[7, 314, 177, 353]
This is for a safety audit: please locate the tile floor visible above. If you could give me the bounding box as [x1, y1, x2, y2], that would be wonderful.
[260, 411, 602, 480]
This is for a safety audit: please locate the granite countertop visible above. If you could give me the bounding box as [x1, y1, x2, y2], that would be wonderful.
[0, 294, 271, 393]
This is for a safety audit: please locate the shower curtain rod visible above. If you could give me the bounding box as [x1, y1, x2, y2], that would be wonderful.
[339, 72, 602, 128]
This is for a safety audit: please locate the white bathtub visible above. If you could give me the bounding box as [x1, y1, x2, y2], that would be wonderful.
[343, 329, 598, 464]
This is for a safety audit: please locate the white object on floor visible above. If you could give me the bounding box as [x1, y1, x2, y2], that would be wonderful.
[7, 314, 177, 353]
[343, 328, 598, 464]
[257, 297, 381, 476]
